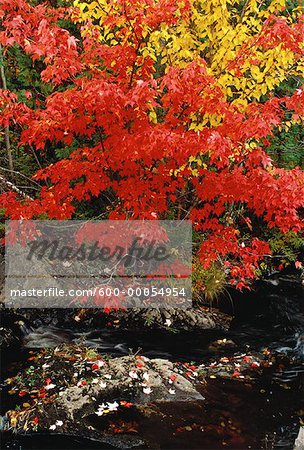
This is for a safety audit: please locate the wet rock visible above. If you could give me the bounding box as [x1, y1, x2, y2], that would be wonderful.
[1, 432, 147, 450]
[3, 345, 204, 437]
[95, 434, 146, 449]
[57, 354, 203, 420]
[294, 426, 304, 450]
[0, 415, 9, 431]
[0, 306, 25, 349]
[109, 307, 232, 331]
[0, 326, 20, 350]
[208, 338, 237, 351]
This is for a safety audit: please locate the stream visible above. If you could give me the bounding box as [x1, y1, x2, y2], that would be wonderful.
[1, 273, 303, 450]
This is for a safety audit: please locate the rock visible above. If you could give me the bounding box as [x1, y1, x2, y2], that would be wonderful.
[0, 415, 9, 431]
[294, 426, 304, 450]
[95, 435, 147, 449]
[0, 325, 20, 350]
[57, 355, 203, 420]
[0, 306, 24, 349]
[208, 338, 237, 351]
[162, 310, 171, 320]
[111, 307, 232, 331]
[4, 346, 205, 439]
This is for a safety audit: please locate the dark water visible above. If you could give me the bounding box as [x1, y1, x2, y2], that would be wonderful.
[1, 275, 304, 450]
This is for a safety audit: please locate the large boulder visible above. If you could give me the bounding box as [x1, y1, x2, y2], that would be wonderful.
[3, 346, 204, 437]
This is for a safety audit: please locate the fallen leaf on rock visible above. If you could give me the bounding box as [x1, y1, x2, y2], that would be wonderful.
[129, 370, 138, 379]
[243, 356, 252, 362]
[18, 391, 27, 397]
[108, 401, 119, 412]
[120, 401, 133, 408]
[38, 389, 47, 398]
[232, 371, 241, 378]
[251, 362, 260, 367]
[8, 390, 17, 395]
[220, 358, 230, 363]
[143, 387, 152, 394]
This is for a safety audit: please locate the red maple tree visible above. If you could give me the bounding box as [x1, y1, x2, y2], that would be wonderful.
[0, 0, 303, 289]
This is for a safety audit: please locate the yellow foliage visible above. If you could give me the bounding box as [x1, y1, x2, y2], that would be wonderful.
[73, 0, 303, 138]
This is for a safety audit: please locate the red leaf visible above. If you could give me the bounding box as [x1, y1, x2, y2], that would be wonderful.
[18, 390, 27, 397]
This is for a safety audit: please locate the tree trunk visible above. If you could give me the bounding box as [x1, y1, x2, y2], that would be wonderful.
[0, 44, 14, 176]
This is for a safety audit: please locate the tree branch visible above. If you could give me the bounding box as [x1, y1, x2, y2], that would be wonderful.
[0, 44, 14, 177]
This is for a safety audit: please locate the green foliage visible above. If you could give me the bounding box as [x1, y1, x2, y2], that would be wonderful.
[268, 230, 304, 263]
[54, 146, 76, 160]
[267, 75, 304, 169]
[144, 315, 156, 327]
[6, 45, 53, 98]
[267, 123, 304, 169]
[0, 207, 5, 236]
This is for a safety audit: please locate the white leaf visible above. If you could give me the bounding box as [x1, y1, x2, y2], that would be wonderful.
[143, 387, 152, 394]
[108, 401, 119, 411]
[142, 372, 149, 381]
[129, 371, 138, 379]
